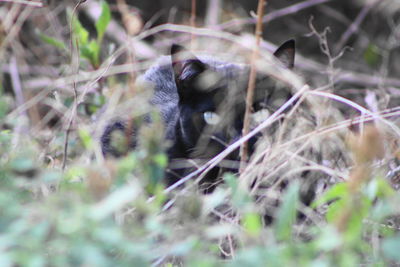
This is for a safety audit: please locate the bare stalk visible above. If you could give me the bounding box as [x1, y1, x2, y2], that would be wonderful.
[62, 0, 87, 171]
[0, 0, 44, 7]
[116, 0, 139, 94]
[239, 0, 266, 173]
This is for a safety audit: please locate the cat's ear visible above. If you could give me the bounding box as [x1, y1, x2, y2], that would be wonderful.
[273, 39, 295, 69]
[171, 44, 206, 101]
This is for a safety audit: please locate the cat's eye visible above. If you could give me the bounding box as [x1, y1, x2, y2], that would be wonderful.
[203, 111, 221, 125]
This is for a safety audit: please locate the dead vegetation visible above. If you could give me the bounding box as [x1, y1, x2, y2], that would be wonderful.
[0, 0, 400, 266]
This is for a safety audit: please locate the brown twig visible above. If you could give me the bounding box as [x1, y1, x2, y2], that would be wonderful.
[239, 0, 266, 173]
[62, 0, 87, 171]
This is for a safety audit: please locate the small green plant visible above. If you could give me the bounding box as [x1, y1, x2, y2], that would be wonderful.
[310, 125, 398, 265]
[39, 1, 111, 69]
[71, 1, 111, 68]
[363, 44, 381, 67]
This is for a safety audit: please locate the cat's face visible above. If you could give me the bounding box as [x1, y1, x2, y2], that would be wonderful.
[171, 40, 295, 159]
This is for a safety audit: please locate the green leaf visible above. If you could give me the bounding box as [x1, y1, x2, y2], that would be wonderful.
[38, 32, 67, 50]
[343, 196, 371, 243]
[366, 178, 395, 200]
[78, 128, 93, 149]
[117, 153, 138, 175]
[363, 44, 381, 67]
[274, 181, 300, 241]
[88, 40, 100, 67]
[0, 97, 8, 119]
[85, 93, 105, 115]
[79, 40, 100, 68]
[243, 212, 262, 237]
[63, 166, 86, 182]
[72, 15, 89, 45]
[153, 153, 168, 168]
[80, 44, 94, 64]
[325, 198, 346, 223]
[312, 182, 348, 208]
[0, 130, 12, 143]
[95, 1, 111, 43]
[223, 173, 251, 209]
[224, 173, 238, 192]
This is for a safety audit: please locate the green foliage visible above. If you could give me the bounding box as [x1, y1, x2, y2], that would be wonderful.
[38, 32, 67, 51]
[78, 127, 94, 149]
[40, 1, 111, 68]
[243, 212, 262, 236]
[5, 2, 400, 266]
[83, 93, 106, 115]
[0, 84, 9, 119]
[310, 175, 398, 266]
[274, 181, 300, 241]
[224, 173, 252, 208]
[95, 1, 111, 44]
[1, 125, 399, 266]
[364, 44, 381, 67]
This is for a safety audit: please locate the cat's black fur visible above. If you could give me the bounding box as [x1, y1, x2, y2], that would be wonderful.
[101, 40, 295, 189]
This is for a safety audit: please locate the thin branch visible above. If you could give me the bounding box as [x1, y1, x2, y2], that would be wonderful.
[334, 0, 380, 53]
[239, 0, 266, 173]
[0, 5, 33, 65]
[62, 0, 87, 171]
[0, 0, 44, 7]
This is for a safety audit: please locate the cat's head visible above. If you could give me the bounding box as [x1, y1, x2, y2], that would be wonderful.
[171, 40, 295, 160]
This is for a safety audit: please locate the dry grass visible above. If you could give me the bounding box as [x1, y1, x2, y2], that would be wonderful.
[1, 0, 400, 265]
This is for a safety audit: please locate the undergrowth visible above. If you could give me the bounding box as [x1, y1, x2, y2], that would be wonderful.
[0, 0, 400, 266]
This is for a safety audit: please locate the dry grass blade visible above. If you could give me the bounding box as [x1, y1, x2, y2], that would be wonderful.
[164, 85, 309, 194]
[62, 0, 87, 171]
[239, 0, 266, 173]
[0, 0, 44, 7]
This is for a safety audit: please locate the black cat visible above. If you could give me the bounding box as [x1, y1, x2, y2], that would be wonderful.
[101, 40, 295, 189]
